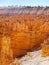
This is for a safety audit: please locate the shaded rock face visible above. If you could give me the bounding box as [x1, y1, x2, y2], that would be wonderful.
[0, 7, 49, 15]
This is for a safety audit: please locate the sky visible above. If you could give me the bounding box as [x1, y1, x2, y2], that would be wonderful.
[0, 0, 49, 7]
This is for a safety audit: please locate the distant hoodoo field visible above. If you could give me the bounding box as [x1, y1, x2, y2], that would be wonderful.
[0, 7, 49, 65]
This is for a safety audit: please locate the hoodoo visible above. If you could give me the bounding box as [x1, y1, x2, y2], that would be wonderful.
[0, 14, 49, 58]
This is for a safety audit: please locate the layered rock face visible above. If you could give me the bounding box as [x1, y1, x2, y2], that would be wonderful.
[0, 7, 49, 15]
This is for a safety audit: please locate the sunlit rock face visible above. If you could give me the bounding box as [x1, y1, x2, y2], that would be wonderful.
[42, 38, 49, 57]
[0, 14, 49, 58]
[0, 6, 49, 65]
